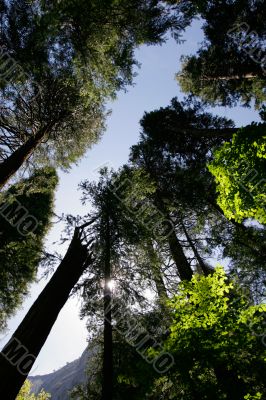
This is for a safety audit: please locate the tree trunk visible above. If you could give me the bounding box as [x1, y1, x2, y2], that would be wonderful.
[153, 268, 168, 302]
[200, 73, 257, 81]
[0, 129, 47, 190]
[0, 228, 91, 399]
[146, 241, 168, 301]
[178, 72, 257, 81]
[167, 227, 193, 281]
[102, 214, 113, 400]
[154, 196, 193, 281]
[180, 220, 211, 276]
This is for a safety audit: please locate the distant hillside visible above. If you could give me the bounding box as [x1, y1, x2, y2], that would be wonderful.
[29, 346, 96, 399]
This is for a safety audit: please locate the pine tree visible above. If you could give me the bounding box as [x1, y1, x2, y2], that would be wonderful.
[171, 0, 266, 107]
[0, 0, 179, 189]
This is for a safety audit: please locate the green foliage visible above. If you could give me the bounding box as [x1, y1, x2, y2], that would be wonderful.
[132, 97, 234, 168]
[78, 267, 266, 400]
[77, 169, 156, 322]
[0, 168, 58, 329]
[208, 124, 266, 224]
[244, 393, 262, 400]
[168, 267, 234, 330]
[178, 54, 266, 108]
[206, 216, 266, 302]
[150, 266, 266, 399]
[173, 0, 266, 107]
[0, 0, 179, 176]
[16, 380, 50, 400]
[73, 101, 266, 399]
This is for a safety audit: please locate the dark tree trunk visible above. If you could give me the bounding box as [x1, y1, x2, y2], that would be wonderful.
[0, 228, 91, 399]
[102, 214, 113, 400]
[154, 196, 193, 281]
[181, 220, 212, 276]
[167, 227, 193, 281]
[0, 129, 47, 190]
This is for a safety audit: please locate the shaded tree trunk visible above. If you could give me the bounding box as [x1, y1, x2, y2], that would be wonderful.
[0, 228, 91, 399]
[180, 220, 211, 276]
[102, 213, 113, 400]
[154, 196, 193, 281]
[0, 129, 47, 190]
[167, 227, 193, 281]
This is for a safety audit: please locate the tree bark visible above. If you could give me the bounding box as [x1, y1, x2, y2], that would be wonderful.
[146, 241, 168, 301]
[0, 129, 47, 190]
[154, 196, 193, 281]
[200, 73, 257, 81]
[0, 228, 91, 399]
[153, 267, 168, 301]
[180, 220, 212, 276]
[178, 72, 257, 81]
[102, 213, 113, 400]
[167, 227, 193, 281]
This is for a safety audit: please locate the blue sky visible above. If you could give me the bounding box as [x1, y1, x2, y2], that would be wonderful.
[1, 20, 261, 376]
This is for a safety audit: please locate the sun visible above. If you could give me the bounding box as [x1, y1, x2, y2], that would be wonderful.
[107, 280, 116, 291]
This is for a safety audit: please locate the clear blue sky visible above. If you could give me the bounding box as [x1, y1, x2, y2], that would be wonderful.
[1, 21, 261, 375]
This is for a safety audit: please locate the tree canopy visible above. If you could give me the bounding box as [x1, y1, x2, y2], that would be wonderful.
[208, 123, 266, 224]
[0, 167, 57, 329]
[0, 0, 179, 188]
[0, 3, 265, 399]
[16, 380, 50, 400]
[148, 267, 266, 399]
[171, 0, 266, 107]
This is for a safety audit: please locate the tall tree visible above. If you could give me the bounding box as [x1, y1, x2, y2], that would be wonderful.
[79, 172, 142, 400]
[102, 212, 113, 400]
[170, 0, 266, 107]
[77, 169, 178, 398]
[127, 98, 238, 280]
[0, 168, 57, 329]
[0, 225, 94, 399]
[0, 0, 179, 189]
[127, 98, 266, 299]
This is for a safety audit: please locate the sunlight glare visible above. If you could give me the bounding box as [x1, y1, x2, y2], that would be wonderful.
[107, 280, 116, 291]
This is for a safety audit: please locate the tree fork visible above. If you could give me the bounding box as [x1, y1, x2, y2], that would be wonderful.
[180, 220, 212, 276]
